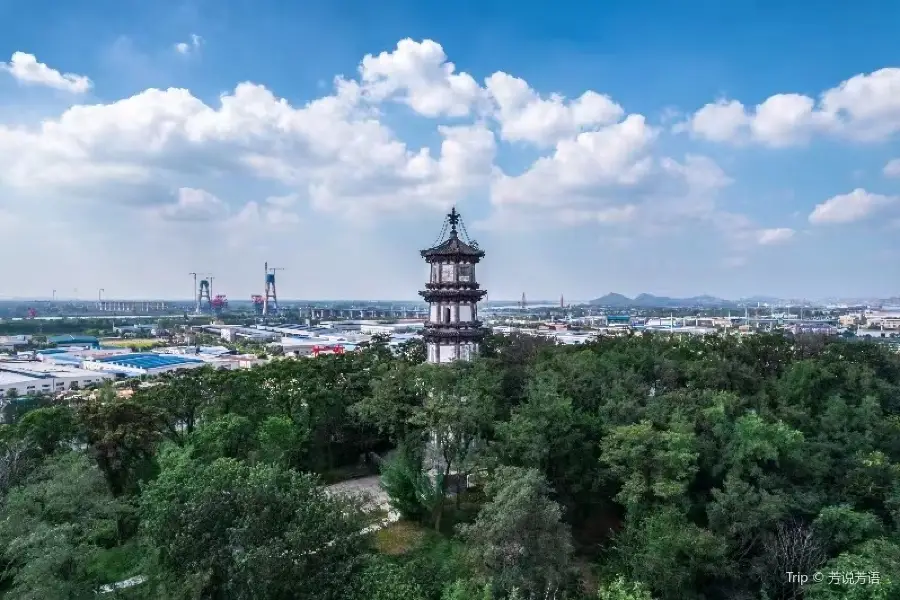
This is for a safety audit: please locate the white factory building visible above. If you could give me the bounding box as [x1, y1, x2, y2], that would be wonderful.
[0, 361, 114, 397]
[864, 312, 900, 330]
[0, 335, 33, 351]
[280, 335, 363, 357]
[203, 326, 279, 343]
[261, 321, 423, 337]
[265, 323, 424, 357]
[32, 344, 267, 377]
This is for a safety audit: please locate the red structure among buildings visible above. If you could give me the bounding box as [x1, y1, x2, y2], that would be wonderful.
[211, 295, 228, 314]
[311, 345, 344, 357]
[251, 295, 264, 315]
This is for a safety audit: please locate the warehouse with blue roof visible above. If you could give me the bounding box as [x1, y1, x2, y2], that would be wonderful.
[81, 352, 206, 376]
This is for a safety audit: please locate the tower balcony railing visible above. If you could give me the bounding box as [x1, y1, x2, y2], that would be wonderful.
[423, 281, 481, 290]
[424, 320, 484, 329]
[419, 290, 487, 302]
[422, 328, 487, 340]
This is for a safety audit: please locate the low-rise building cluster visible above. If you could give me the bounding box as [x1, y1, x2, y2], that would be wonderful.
[0, 319, 427, 398]
[0, 344, 264, 398]
[0, 361, 110, 397]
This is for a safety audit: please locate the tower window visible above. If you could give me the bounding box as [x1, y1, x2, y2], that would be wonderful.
[443, 307, 451, 323]
[458, 264, 473, 282]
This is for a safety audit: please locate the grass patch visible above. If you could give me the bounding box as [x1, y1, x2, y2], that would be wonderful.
[396, 530, 467, 599]
[374, 520, 428, 556]
[101, 339, 159, 349]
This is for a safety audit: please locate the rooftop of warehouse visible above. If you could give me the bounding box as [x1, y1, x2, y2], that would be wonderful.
[0, 361, 102, 378]
[48, 335, 100, 344]
[94, 353, 205, 369]
[0, 372, 39, 385]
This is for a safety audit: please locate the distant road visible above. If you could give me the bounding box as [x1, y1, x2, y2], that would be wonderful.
[3, 315, 184, 321]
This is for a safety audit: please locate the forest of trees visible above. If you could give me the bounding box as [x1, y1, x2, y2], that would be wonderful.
[0, 332, 897, 599]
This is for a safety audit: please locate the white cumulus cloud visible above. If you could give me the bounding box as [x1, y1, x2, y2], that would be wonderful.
[0, 36, 815, 298]
[0, 37, 806, 242]
[154, 188, 229, 221]
[884, 158, 900, 178]
[680, 67, 900, 146]
[175, 34, 203, 55]
[0, 76, 492, 221]
[756, 227, 795, 245]
[359, 38, 482, 117]
[491, 114, 657, 209]
[808, 188, 897, 225]
[0, 51, 92, 93]
[484, 72, 623, 147]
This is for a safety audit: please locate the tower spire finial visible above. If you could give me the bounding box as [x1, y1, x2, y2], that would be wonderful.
[447, 206, 460, 235]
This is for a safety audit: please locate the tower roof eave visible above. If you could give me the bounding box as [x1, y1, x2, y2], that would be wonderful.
[420, 234, 485, 260]
[421, 207, 484, 260]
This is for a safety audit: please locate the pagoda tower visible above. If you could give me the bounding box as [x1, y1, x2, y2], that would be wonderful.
[419, 207, 487, 364]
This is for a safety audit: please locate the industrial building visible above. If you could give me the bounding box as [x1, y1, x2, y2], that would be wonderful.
[48, 335, 100, 348]
[37, 347, 132, 362]
[113, 324, 156, 336]
[321, 321, 425, 335]
[0, 361, 113, 397]
[162, 345, 232, 357]
[211, 326, 279, 343]
[0, 335, 32, 351]
[857, 328, 900, 339]
[864, 312, 900, 330]
[280, 336, 359, 357]
[204, 355, 268, 370]
[491, 326, 600, 345]
[786, 323, 839, 336]
[82, 353, 207, 376]
[29, 345, 263, 377]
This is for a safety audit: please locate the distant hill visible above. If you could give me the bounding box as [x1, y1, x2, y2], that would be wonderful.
[589, 293, 633, 307]
[737, 296, 784, 306]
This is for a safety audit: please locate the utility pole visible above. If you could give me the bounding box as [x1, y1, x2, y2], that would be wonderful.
[189, 273, 198, 314]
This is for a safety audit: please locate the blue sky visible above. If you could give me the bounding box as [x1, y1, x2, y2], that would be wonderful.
[1, 0, 899, 301]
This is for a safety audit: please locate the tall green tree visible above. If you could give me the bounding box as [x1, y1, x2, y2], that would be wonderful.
[600, 419, 698, 513]
[140, 454, 369, 600]
[18, 405, 79, 456]
[79, 398, 163, 496]
[139, 367, 219, 443]
[805, 538, 900, 600]
[458, 467, 573, 598]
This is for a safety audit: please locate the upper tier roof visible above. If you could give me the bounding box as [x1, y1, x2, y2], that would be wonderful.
[420, 207, 485, 261]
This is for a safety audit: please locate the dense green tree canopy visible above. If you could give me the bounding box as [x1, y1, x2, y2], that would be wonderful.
[0, 333, 897, 599]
